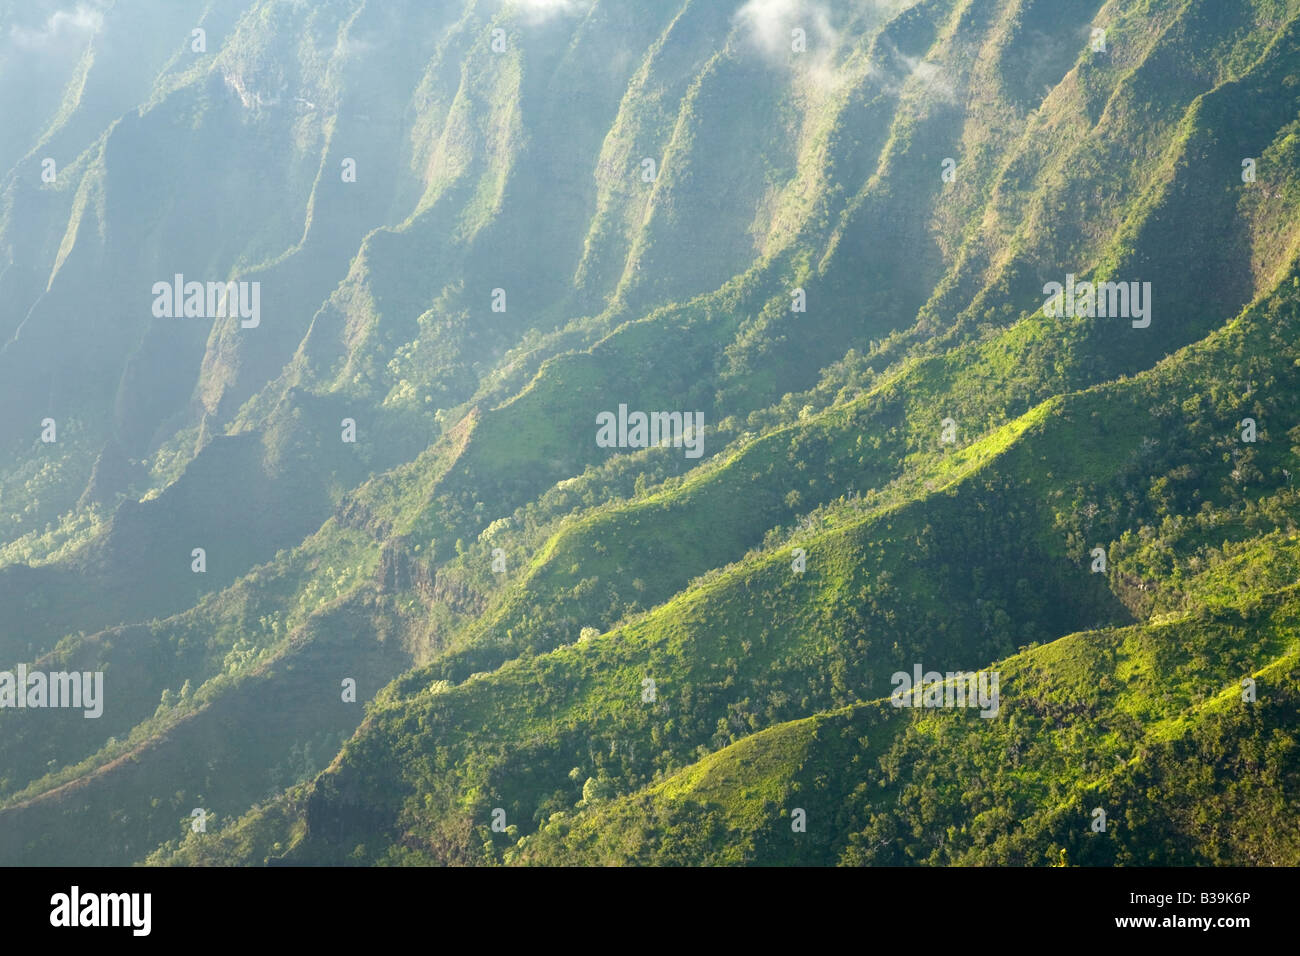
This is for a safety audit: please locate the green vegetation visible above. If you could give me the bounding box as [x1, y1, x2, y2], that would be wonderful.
[0, 0, 1297, 867]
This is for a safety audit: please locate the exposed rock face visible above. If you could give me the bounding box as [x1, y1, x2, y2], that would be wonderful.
[374, 537, 483, 614]
[77, 440, 145, 509]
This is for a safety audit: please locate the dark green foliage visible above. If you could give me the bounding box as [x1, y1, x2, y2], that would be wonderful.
[2, 0, 1299, 868]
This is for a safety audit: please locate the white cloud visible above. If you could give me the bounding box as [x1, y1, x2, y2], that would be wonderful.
[9, 3, 105, 50]
[898, 51, 957, 104]
[507, 0, 593, 25]
[734, 0, 836, 58]
[736, 0, 872, 94]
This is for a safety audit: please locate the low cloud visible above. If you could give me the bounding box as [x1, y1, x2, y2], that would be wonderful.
[898, 51, 957, 104]
[507, 0, 594, 24]
[734, 0, 836, 58]
[9, 3, 104, 50]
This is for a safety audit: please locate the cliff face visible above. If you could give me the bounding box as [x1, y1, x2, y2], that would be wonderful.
[0, 0, 1298, 867]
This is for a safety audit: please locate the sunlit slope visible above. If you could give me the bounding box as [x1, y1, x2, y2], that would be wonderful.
[512, 595, 1299, 866]
[151, 270, 1300, 865]
[0, 0, 1298, 867]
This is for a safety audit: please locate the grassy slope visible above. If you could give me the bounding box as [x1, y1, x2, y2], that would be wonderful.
[2, 0, 1298, 866]
[161, 258, 1300, 865]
